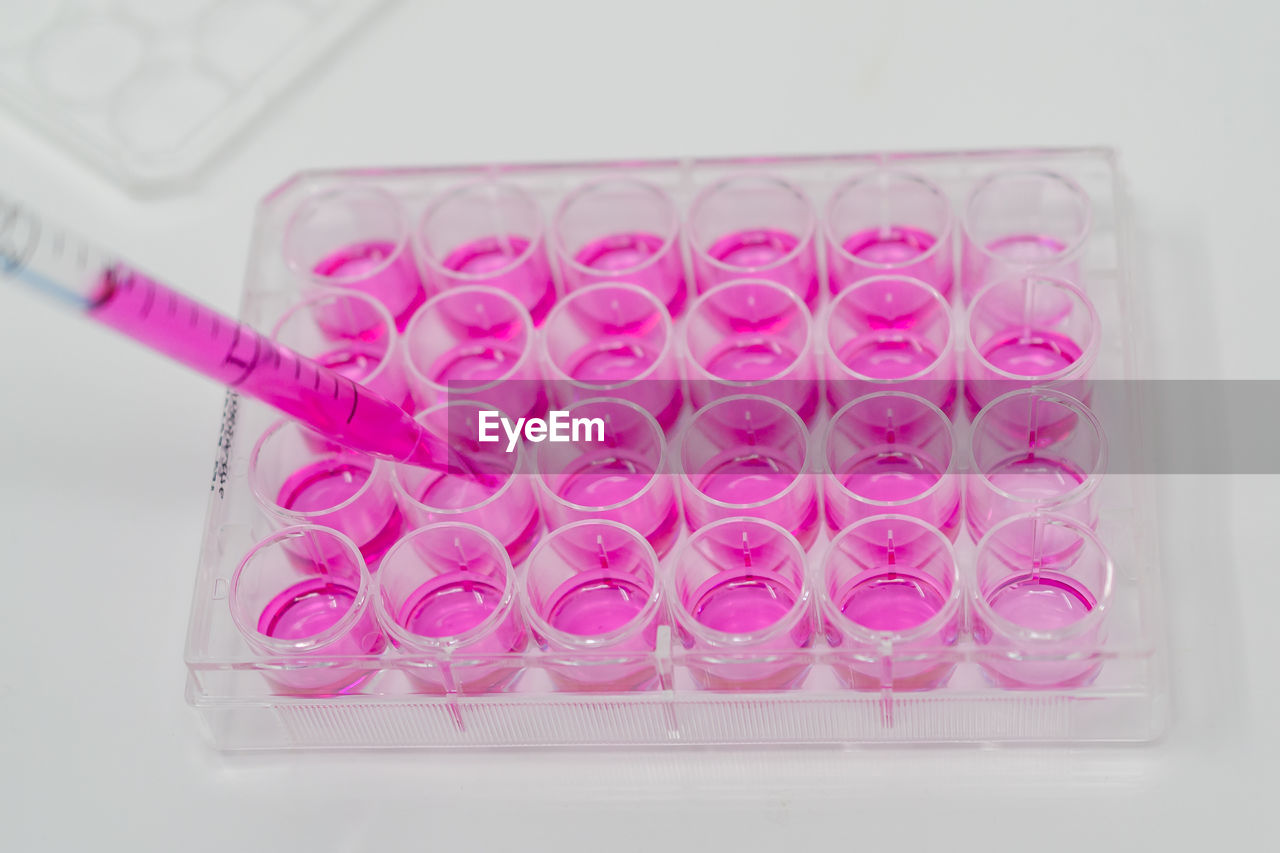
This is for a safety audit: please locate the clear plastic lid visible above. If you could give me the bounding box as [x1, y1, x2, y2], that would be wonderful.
[0, 0, 387, 190]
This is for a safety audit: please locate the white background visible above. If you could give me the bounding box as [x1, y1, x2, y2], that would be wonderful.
[1, 0, 1276, 849]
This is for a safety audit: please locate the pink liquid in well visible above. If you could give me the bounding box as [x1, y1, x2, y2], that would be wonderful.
[703, 337, 802, 381]
[707, 227, 801, 269]
[576, 231, 667, 272]
[986, 452, 1087, 502]
[257, 577, 359, 640]
[254, 577, 385, 695]
[551, 454, 680, 555]
[561, 341, 683, 429]
[410, 469, 542, 563]
[441, 235, 555, 324]
[545, 569, 652, 637]
[416, 468, 503, 508]
[986, 233, 1069, 264]
[831, 447, 960, 537]
[313, 240, 425, 329]
[430, 342, 525, 387]
[558, 453, 653, 507]
[277, 458, 403, 559]
[397, 573, 504, 638]
[567, 340, 657, 383]
[695, 322, 816, 418]
[836, 332, 941, 379]
[980, 330, 1082, 377]
[278, 458, 372, 512]
[985, 570, 1096, 632]
[692, 446, 819, 545]
[314, 241, 396, 278]
[835, 566, 949, 633]
[573, 231, 685, 316]
[704, 228, 817, 305]
[839, 447, 943, 502]
[444, 234, 532, 275]
[842, 225, 937, 266]
[695, 447, 798, 505]
[682, 566, 813, 690]
[691, 571, 799, 635]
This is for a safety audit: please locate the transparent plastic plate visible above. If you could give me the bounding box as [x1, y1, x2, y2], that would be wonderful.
[0, 0, 386, 190]
[185, 147, 1168, 750]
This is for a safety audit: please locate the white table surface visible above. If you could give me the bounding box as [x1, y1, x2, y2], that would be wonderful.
[1, 0, 1276, 849]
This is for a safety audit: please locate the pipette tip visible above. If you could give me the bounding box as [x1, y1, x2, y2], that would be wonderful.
[402, 425, 504, 487]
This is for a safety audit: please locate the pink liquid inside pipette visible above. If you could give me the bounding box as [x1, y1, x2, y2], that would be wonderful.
[88, 266, 449, 469]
